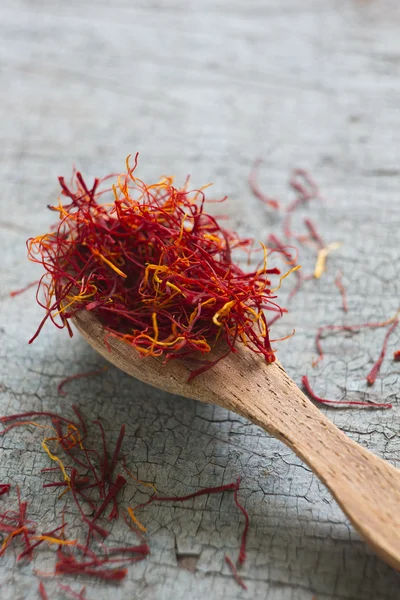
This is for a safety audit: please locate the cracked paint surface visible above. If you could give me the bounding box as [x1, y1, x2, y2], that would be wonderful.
[1, 1, 400, 598]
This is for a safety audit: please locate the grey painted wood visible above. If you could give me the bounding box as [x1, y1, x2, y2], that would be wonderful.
[0, 1, 399, 598]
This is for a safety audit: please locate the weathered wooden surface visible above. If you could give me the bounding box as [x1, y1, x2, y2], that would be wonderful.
[1, 1, 400, 599]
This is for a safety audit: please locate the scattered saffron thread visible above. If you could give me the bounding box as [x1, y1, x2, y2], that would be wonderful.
[127, 506, 147, 533]
[224, 555, 247, 590]
[0, 484, 10, 496]
[122, 455, 157, 494]
[302, 376, 392, 409]
[313, 314, 399, 367]
[313, 242, 341, 279]
[132, 477, 250, 583]
[57, 367, 108, 396]
[334, 271, 348, 313]
[42, 437, 71, 487]
[233, 478, 249, 565]
[133, 481, 238, 509]
[0, 411, 78, 428]
[267, 233, 303, 300]
[9, 280, 40, 297]
[249, 158, 280, 209]
[38, 581, 49, 600]
[303, 218, 324, 250]
[366, 318, 399, 386]
[58, 584, 87, 600]
[394, 350, 400, 361]
[284, 168, 321, 239]
[110, 425, 126, 481]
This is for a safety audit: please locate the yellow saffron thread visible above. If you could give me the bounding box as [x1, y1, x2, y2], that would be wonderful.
[127, 507, 147, 533]
[92, 249, 127, 278]
[1, 527, 27, 552]
[124, 465, 157, 494]
[32, 535, 76, 546]
[213, 300, 236, 326]
[313, 242, 341, 279]
[166, 282, 186, 296]
[270, 265, 301, 293]
[42, 438, 71, 487]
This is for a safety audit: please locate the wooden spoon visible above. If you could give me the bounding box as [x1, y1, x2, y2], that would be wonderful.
[73, 310, 400, 571]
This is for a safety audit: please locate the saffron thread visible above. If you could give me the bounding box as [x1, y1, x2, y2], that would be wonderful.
[334, 271, 348, 313]
[302, 375, 392, 409]
[249, 159, 280, 209]
[224, 555, 247, 590]
[58, 367, 107, 396]
[366, 319, 399, 385]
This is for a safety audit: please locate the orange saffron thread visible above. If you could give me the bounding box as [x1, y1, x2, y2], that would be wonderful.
[127, 507, 147, 533]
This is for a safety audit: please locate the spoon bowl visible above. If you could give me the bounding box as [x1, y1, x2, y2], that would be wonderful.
[73, 309, 400, 571]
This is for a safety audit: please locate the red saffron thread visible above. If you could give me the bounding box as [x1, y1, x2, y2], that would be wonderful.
[0, 487, 34, 557]
[38, 581, 49, 600]
[92, 420, 110, 497]
[72, 405, 88, 435]
[133, 477, 249, 574]
[69, 469, 110, 538]
[58, 367, 107, 396]
[55, 562, 127, 581]
[93, 475, 126, 521]
[109, 425, 126, 480]
[267, 234, 298, 266]
[366, 319, 399, 385]
[284, 169, 321, 239]
[303, 218, 324, 250]
[134, 481, 238, 510]
[233, 478, 249, 565]
[302, 376, 392, 409]
[394, 350, 400, 361]
[334, 271, 348, 313]
[0, 484, 10, 496]
[313, 316, 398, 367]
[267, 233, 303, 300]
[0, 412, 78, 428]
[9, 280, 40, 297]
[107, 544, 150, 556]
[224, 555, 247, 590]
[59, 584, 87, 600]
[249, 158, 280, 209]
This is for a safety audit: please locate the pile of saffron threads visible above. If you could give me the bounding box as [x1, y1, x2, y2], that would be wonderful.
[0, 407, 249, 589]
[27, 155, 296, 376]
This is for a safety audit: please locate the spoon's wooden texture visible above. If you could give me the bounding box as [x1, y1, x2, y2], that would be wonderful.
[73, 310, 400, 571]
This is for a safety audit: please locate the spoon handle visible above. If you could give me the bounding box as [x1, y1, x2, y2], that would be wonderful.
[205, 358, 400, 570]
